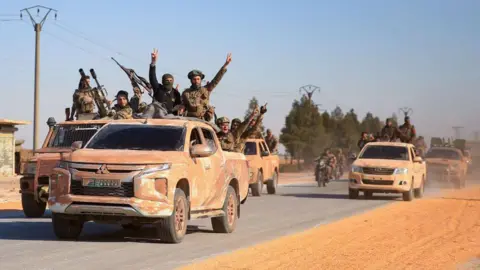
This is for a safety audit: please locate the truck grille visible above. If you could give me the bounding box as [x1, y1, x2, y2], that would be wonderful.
[362, 179, 394, 185]
[70, 180, 134, 197]
[362, 167, 395, 175]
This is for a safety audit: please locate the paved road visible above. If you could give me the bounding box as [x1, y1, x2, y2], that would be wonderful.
[0, 178, 460, 270]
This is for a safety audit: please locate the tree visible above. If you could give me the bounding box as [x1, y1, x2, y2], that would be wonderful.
[360, 112, 383, 135]
[280, 96, 327, 165]
[244, 96, 265, 133]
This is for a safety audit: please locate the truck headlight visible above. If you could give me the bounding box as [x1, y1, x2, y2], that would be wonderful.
[25, 162, 37, 175]
[351, 166, 363, 173]
[137, 163, 171, 177]
[393, 168, 408, 175]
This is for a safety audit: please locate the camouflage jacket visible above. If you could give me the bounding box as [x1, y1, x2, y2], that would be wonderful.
[111, 104, 133, 119]
[217, 131, 235, 151]
[265, 135, 278, 153]
[233, 114, 264, 153]
[72, 88, 95, 114]
[181, 67, 227, 120]
[399, 124, 416, 143]
[380, 126, 398, 141]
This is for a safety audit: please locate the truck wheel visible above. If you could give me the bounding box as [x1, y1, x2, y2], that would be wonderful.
[402, 181, 414, 201]
[266, 171, 278, 194]
[156, 188, 188, 243]
[414, 176, 425, 198]
[250, 171, 263, 196]
[211, 185, 238, 233]
[21, 193, 46, 218]
[52, 213, 84, 240]
[348, 188, 359, 199]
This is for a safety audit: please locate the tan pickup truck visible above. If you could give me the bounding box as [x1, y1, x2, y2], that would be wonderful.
[20, 118, 109, 217]
[424, 146, 468, 188]
[48, 118, 250, 243]
[348, 142, 426, 201]
[243, 138, 280, 196]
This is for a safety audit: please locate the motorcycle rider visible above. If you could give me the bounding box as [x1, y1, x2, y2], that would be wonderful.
[318, 148, 337, 182]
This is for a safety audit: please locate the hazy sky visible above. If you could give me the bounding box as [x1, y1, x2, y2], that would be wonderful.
[1, 0, 479, 151]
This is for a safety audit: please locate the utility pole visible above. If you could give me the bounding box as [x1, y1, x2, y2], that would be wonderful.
[398, 107, 413, 118]
[20, 6, 58, 150]
[299, 85, 320, 101]
[452, 126, 464, 140]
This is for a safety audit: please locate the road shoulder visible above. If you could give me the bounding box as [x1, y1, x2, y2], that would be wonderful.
[180, 186, 480, 270]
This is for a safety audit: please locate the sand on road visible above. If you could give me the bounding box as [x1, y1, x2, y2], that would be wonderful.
[181, 186, 480, 270]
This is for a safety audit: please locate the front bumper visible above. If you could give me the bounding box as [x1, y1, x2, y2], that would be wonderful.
[348, 172, 411, 193]
[48, 195, 173, 218]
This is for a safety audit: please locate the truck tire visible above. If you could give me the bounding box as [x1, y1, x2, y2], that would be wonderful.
[266, 171, 278, 194]
[211, 185, 238, 233]
[52, 213, 84, 240]
[156, 188, 188, 243]
[414, 176, 425, 198]
[21, 193, 46, 218]
[402, 181, 414, 201]
[250, 171, 263, 196]
[348, 188, 359, 199]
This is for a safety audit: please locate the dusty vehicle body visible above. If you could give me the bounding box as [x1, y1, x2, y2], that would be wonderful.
[424, 146, 467, 189]
[348, 142, 426, 201]
[20, 118, 109, 217]
[243, 139, 280, 196]
[48, 118, 250, 243]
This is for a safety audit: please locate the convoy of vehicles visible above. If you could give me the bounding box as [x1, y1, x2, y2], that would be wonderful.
[243, 138, 280, 196]
[348, 142, 426, 201]
[48, 118, 250, 243]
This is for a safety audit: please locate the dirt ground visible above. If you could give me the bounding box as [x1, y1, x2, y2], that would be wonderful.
[180, 186, 480, 270]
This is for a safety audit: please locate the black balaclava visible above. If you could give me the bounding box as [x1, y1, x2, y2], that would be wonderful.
[162, 74, 174, 92]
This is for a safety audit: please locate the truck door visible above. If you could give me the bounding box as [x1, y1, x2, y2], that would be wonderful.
[200, 127, 224, 209]
[187, 127, 211, 210]
[260, 141, 273, 179]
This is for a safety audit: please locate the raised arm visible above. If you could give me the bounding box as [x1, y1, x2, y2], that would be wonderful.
[233, 107, 259, 138]
[206, 53, 232, 92]
[149, 48, 162, 92]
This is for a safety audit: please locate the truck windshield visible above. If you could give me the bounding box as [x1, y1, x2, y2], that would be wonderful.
[244, 142, 257, 155]
[425, 149, 461, 160]
[359, 145, 409, 160]
[48, 124, 104, 148]
[85, 124, 185, 151]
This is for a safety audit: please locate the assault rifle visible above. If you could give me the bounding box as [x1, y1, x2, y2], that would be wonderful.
[77, 68, 110, 118]
[111, 57, 153, 98]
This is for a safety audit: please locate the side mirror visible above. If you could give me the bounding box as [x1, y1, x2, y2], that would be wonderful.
[349, 154, 357, 160]
[261, 151, 269, 157]
[191, 144, 213, 158]
[413, 156, 423, 163]
[71, 141, 83, 151]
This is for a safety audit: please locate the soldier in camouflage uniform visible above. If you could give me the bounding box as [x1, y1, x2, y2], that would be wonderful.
[357, 132, 374, 150]
[233, 105, 267, 152]
[129, 86, 148, 114]
[380, 118, 399, 142]
[265, 129, 278, 153]
[399, 116, 416, 143]
[71, 76, 96, 120]
[181, 53, 232, 122]
[216, 117, 235, 151]
[106, 90, 133, 119]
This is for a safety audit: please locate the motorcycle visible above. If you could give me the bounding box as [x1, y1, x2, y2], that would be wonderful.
[315, 159, 329, 187]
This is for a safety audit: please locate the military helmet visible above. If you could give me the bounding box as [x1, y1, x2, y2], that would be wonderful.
[116, 90, 129, 99]
[188, 69, 205, 80]
[232, 118, 241, 124]
[217, 117, 230, 124]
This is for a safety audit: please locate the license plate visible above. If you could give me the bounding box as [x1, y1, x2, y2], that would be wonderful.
[82, 178, 121, 188]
